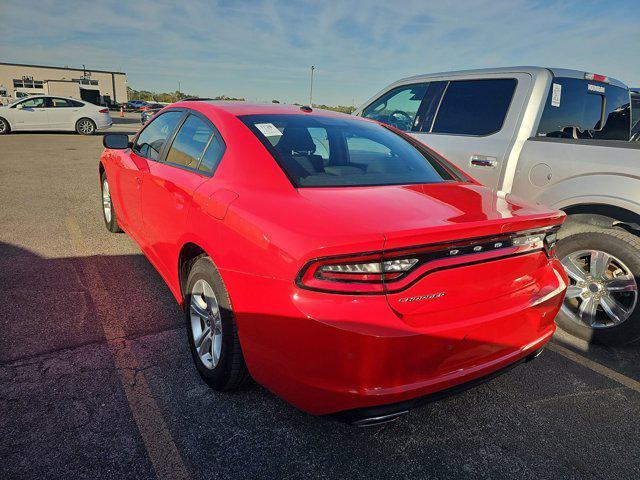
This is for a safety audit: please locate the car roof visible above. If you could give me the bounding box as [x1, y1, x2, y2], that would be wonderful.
[171, 100, 355, 119]
[18, 95, 83, 101]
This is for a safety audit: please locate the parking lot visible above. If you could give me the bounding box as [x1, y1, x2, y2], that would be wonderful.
[1, 115, 640, 480]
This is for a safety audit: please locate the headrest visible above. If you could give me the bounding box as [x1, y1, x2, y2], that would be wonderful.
[276, 127, 316, 155]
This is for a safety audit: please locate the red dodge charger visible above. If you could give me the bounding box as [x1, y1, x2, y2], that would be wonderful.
[99, 101, 567, 425]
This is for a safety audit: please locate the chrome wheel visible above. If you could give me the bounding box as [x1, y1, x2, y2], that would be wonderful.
[102, 179, 112, 223]
[77, 119, 95, 134]
[561, 249, 638, 328]
[189, 279, 223, 369]
[0, 119, 7, 134]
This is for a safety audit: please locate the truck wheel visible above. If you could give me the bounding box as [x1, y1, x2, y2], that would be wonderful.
[556, 225, 640, 345]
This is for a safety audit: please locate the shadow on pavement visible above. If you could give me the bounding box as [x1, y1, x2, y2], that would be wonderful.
[2, 240, 640, 479]
[0, 241, 182, 363]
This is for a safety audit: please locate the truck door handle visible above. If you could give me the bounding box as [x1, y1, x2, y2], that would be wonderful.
[470, 155, 498, 168]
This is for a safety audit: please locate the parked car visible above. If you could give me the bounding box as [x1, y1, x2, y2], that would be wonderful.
[140, 106, 162, 124]
[98, 102, 566, 424]
[126, 100, 148, 111]
[0, 95, 112, 135]
[356, 67, 640, 345]
[139, 102, 164, 111]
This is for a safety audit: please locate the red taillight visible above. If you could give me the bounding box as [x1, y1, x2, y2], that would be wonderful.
[584, 73, 609, 83]
[297, 252, 386, 294]
[99, 108, 109, 113]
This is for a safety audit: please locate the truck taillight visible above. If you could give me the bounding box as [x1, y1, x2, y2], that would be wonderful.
[584, 73, 609, 84]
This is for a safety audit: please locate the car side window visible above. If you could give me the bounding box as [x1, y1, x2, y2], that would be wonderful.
[133, 111, 183, 161]
[198, 134, 226, 174]
[362, 83, 428, 131]
[431, 79, 517, 136]
[48, 98, 74, 108]
[165, 115, 213, 169]
[16, 97, 46, 108]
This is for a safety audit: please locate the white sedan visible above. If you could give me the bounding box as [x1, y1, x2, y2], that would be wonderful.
[0, 95, 112, 135]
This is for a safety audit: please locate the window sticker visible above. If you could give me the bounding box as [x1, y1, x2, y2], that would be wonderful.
[587, 84, 605, 94]
[551, 83, 561, 107]
[255, 123, 282, 137]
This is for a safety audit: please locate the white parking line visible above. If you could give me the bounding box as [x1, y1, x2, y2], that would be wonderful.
[65, 217, 191, 480]
[549, 343, 640, 394]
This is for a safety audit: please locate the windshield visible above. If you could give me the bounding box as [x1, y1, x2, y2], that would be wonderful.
[536, 77, 631, 140]
[240, 114, 460, 187]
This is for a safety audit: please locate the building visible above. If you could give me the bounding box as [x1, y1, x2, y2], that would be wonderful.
[0, 62, 127, 106]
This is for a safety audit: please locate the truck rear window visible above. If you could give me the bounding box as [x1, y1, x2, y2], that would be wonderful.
[536, 77, 631, 141]
[240, 114, 460, 187]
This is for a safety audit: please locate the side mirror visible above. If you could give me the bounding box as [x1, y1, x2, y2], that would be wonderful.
[103, 133, 130, 150]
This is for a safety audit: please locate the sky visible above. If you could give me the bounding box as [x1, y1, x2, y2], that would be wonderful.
[1, 0, 638, 106]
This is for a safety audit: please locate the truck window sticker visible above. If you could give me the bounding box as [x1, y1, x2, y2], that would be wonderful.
[551, 83, 561, 107]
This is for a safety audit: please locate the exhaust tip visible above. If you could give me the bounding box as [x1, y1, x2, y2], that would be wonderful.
[526, 347, 545, 362]
[351, 410, 409, 427]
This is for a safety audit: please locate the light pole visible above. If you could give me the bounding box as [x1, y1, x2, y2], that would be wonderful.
[309, 65, 315, 106]
[178, 80, 181, 100]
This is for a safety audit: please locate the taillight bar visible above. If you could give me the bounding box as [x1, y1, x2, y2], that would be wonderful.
[584, 73, 609, 84]
[296, 226, 560, 294]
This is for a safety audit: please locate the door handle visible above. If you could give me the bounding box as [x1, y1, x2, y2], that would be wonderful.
[470, 155, 498, 168]
[136, 176, 142, 184]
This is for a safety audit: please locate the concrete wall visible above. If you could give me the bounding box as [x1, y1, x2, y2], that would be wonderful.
[0, 63, 128, 103]
[44, 81, 81, 98]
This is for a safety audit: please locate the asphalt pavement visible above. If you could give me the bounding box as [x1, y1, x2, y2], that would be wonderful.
[1, 114, 640, 480]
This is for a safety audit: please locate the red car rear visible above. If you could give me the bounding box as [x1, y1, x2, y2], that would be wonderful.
[99, 102, 567, 424]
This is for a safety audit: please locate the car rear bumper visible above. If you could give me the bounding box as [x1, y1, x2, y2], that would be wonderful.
[332, 345, 546, 425]
[225, 257, 566, 416]
[96, 115, 112, 130]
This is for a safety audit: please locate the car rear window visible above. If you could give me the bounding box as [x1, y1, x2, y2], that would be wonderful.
[536, 77, 631, 140]
[239, 114, 460, 187]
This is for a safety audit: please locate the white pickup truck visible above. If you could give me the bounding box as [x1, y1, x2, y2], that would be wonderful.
[355, 67, 640, 345]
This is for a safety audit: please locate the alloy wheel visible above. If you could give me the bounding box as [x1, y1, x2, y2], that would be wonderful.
[102, 179, 112, 223]
[0, 119, 7, 134]
[561, 249, 638, 328]
[189, 279, 223, 369]
[78, 119, 95, 134]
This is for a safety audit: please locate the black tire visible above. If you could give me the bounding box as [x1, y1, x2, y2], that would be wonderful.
[185, 256, 249, 390]
[555, 224, 640, 345]
[76, 118, 96, 135]
[0, 117, 10, 135]
[100, 171, 122, 233]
